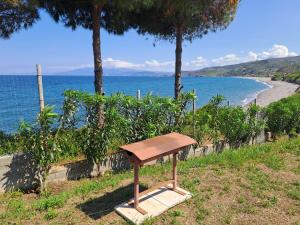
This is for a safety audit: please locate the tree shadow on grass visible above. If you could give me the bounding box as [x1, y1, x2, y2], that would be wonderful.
[76, 183, 147, 220]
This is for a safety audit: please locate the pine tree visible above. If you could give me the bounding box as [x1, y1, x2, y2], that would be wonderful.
[130, 0, 239, 98]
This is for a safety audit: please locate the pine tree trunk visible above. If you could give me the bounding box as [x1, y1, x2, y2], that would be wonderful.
[92, 4, 104, 127]
[174, 25, 183, 99]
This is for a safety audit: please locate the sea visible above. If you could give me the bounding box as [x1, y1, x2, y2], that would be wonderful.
[0, 75, 270, 133]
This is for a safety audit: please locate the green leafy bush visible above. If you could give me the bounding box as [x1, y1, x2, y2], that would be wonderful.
[265, 93, 300, 138]
[192, 95, 224, 144]
[218, 106, 249, 148]
[193, 96, 265, 148]
[27, 106, 60, 191]
[285, 71, 300, 85]
[59, 90, 194, 171]
[61, 90, 194, 140]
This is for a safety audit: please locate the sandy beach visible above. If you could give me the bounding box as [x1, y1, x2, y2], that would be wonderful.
[247, 77, 299, 107]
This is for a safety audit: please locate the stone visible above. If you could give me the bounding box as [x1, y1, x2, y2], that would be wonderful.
[115, 185, 192, 224]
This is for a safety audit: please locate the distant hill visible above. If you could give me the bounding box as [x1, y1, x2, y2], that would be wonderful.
[55, 67, 172, 77]
[184, 56, 300, 78]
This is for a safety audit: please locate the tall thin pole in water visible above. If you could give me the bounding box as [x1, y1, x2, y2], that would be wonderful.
[36, 64, 45, 111]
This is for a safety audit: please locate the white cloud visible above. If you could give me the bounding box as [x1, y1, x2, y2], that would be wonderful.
[257, 44, 298, 60]
[103, 58, 143, 69]
[211, 54, 240, 66]
[246, 51, 258, 61]
[51, 44, 298, 73]
[189, 56, 208, 67]
[144, 60, 174, 68]
[288, 52, 298, 57]
[102, 58, 174, 71]
[207, 44, 298, 67]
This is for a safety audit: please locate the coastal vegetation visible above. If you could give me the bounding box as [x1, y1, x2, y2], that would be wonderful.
[0, 136, 299, 224]
[265, 93, 300, 138]
[272, 70, 300, 85]
[187, 95, 265, 148]
[185, 55, 300, 85]
[0, 91, 195, 190]
[1, 93, 300, 159]
[0, 92, 299, 191]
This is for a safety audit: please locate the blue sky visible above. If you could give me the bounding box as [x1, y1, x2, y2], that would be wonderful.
[1, 0, 300, 74]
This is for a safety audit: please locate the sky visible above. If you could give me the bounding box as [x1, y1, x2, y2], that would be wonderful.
[0, 0, 300, 74]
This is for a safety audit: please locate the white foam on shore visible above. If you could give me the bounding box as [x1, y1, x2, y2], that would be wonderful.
[241, 88, 269, 106]
[234, 77, 273, 106]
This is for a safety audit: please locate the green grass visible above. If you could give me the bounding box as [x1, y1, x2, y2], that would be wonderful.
[261, 155, 285, 170]
[0, 137, 299, 224]
[43, 208, 59, 220]
[287, 181, 300, 201]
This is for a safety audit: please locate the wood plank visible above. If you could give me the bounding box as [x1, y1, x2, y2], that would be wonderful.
[136, 207, 147, 215]
[120, 132, 196, 163]
[128, 180, 174, 205]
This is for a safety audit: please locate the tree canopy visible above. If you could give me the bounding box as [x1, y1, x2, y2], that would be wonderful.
[0, 0, 39, 39]
[130, 0, 239, 98]
[131, 0, 239, 42]
[40, 0, 135, 34]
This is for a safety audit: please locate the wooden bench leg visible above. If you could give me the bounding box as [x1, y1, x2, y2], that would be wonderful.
[172, 153, 177, 190]
[171, 153, 186, 196]
[134, 162, 147, 215]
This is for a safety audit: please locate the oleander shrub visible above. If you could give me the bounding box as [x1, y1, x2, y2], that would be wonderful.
[58, 90, 194, 172]
[191, 95, 225, 144]
[12, 106, 61, 192]
[265, 93, 300, 138]
[193, 96, 265, 148]
[0, 121, 34, 155]
[61, 90, 194, 143]
[218, 104, 264, 148]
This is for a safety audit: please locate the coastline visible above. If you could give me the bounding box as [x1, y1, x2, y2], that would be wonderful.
[243, 77, 299, 107]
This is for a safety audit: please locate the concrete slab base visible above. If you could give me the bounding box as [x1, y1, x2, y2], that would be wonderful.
[115, 185, 192, 224]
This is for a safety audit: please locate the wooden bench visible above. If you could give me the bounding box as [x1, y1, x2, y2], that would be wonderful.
[120, 132, 197, 215]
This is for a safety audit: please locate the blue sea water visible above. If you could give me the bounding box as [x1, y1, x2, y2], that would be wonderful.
[0, 75, 269, 133]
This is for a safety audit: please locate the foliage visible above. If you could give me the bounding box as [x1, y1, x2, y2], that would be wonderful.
[59, 91, 121, 167]
[113, 92, 195, 142]
[23, 106, 60, 191]
[130, 0, 239, 98]
[190, 95, 224, 144]
[60, 90, 195, 165]
[131, 0, 239, 42]
[0, 121, 33, 155]
[217, 106, 249, 148]
[285, 71, 300, 85]
[40, 0, 133, 33]
[0, 131, 14, 155]
[247, 104, 266, 143]
[272, 71, 300, 85]
[0, 0, 39, 39]
[193, 96, 265, 148]
[264, 93, 300, 138]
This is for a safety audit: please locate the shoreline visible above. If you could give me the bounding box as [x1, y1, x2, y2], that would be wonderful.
[243, 77, 299, 107]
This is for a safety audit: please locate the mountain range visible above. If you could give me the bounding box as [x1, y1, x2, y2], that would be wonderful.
[184, 55, 300, 77]
[55, 67, 172, 77]
[56, 56, 300, 79]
